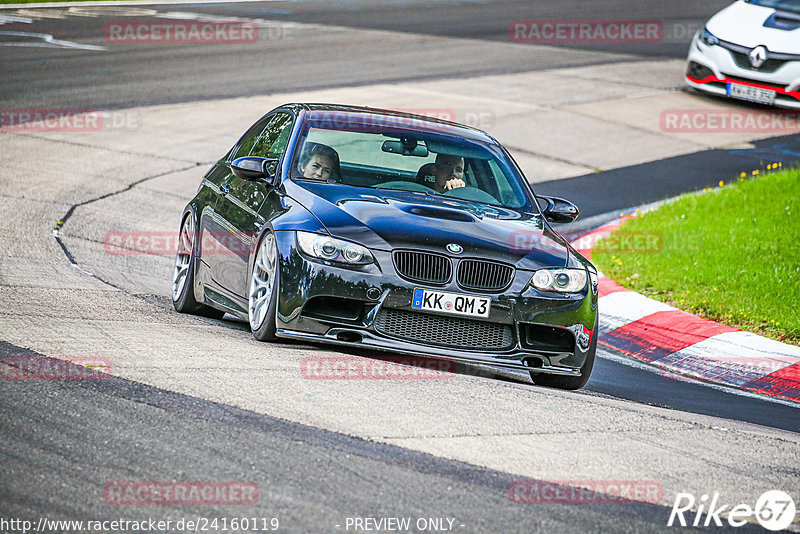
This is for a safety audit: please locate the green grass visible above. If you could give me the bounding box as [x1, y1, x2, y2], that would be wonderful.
[593, 167, 799, 345]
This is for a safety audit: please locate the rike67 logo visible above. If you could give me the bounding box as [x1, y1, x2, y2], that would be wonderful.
[669, 490, 796, 530]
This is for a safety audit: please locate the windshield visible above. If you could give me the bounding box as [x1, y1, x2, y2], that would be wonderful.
[290, 116, 532, 211]
[746, 0, 800, 13]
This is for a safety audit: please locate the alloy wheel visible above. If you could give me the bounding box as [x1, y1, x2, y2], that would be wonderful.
[249, 233, 277, 331]
[172, 215, 194, 302]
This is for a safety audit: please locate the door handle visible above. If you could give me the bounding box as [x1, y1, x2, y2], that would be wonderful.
[220, 183, 230, 195]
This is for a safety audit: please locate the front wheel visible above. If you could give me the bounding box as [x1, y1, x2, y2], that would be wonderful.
[530, 316, 598, 390]
[248, 231, 279, 341]
[172, 212, 225, 319]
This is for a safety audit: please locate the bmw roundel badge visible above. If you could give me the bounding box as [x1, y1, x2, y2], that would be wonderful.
[447, 243, 463, 254]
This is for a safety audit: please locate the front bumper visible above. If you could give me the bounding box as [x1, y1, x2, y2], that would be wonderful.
[685, 34, 800, 109]
[272, 231, 598, 376]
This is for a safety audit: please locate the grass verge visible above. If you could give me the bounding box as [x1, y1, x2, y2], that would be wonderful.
[593, 167, 799, 346]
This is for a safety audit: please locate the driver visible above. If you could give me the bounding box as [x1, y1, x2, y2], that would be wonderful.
[298, 143, 340, 181]
[433, 153, 465, 193]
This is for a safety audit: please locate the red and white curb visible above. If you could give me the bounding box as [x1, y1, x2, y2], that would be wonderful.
[572, 218, 800, 403]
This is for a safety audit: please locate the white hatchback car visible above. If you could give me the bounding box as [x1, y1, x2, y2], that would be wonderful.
[686, 0, 800, 109]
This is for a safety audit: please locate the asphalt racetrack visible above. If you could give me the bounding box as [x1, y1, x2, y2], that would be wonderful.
[1, 1, 799, 532]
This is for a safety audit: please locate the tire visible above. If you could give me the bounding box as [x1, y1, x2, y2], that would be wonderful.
[172, 212, 225, 319]
[530, 315, 598, 391]
[248, 231, 279, 342]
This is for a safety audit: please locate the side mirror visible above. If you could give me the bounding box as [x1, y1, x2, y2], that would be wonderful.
[231, 157, 279, 183]
[539, 195, 580, 224]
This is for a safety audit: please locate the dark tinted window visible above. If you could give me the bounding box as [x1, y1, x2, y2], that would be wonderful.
[232, 115, 272, 160]
[293, 125, 532, 210]
[747, 0, 800, 13]
[251, 113, 293, 158]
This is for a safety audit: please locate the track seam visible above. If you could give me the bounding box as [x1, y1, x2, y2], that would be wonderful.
[52, 163, 202, 289]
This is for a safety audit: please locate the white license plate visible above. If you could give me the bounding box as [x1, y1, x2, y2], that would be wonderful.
[727, 82, 776, 105]
[411, 288, 490, 318]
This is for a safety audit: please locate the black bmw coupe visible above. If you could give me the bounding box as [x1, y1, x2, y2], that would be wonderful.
[173, 104, 599, 389]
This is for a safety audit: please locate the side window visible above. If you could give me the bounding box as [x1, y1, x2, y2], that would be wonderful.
[250, 113, 293, 158]
[463, 160, 478, 188]
[232, 115, 273, 161]
[488, 159, 514, 205]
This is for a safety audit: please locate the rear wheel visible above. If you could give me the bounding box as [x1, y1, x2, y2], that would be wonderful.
[530, 316, 598, 390]
[248, 231, 279, 341]
[172, 212, 225, 319]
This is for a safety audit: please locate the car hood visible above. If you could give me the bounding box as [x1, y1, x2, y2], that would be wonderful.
[707, 1, 800, 53]
[286, 181, 573, 270]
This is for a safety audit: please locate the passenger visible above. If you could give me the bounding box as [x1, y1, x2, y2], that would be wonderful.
[298, 143, 340, 181]
[433, 153, 465, 193]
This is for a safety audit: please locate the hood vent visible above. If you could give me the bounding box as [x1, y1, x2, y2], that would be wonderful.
[764, 11, 800, 30]
[391, 200, 478, 222]
[406, 206, 475, 222]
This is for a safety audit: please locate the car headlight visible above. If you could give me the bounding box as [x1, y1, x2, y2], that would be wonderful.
[530, 268, 587, 293]
[296, 231, 374, 265]
[698, 27, 719, 47]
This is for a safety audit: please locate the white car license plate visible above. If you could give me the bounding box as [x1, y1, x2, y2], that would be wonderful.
[727, 82, 776, 105]
[411, 288, 490, 318]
